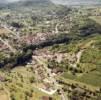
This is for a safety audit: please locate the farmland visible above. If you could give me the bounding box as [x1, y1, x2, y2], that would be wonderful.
[0, 0, 101, 100]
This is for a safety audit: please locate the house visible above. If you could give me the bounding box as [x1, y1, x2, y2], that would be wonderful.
[43, 83, 51, 91]
[0, 76, 6, 82]
[52, 68, 63, 74]
[41, 96, 53, 100]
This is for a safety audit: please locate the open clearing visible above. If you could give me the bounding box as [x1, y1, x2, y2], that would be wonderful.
[0, 28, 10, 35]
[0, 91, 9, 100]
[90, 16, 101, 25]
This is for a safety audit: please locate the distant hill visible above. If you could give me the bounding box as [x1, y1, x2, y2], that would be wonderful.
[7, 0, 54, 9]
[0, 0, 8, 8]
[52, 0, 101, 6]
[0, 0, 7, 4]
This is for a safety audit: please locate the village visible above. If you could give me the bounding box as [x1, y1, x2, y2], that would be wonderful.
[0, 3, 101, 100]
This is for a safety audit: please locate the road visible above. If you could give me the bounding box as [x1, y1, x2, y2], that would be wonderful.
[0, 37, 16, 53]
[2, 24, 20, 39]
[55, 23, 59, 34]
[76, 50, 84, 64]
[69, 40, 95, 68]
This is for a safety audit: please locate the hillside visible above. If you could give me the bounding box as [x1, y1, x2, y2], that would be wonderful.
[52, 0, 101, 5]
[7, 0, 54, 9]
[0, 1, 101, 100]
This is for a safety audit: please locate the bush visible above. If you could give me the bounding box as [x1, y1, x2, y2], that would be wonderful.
[29, 76, 35, 83]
